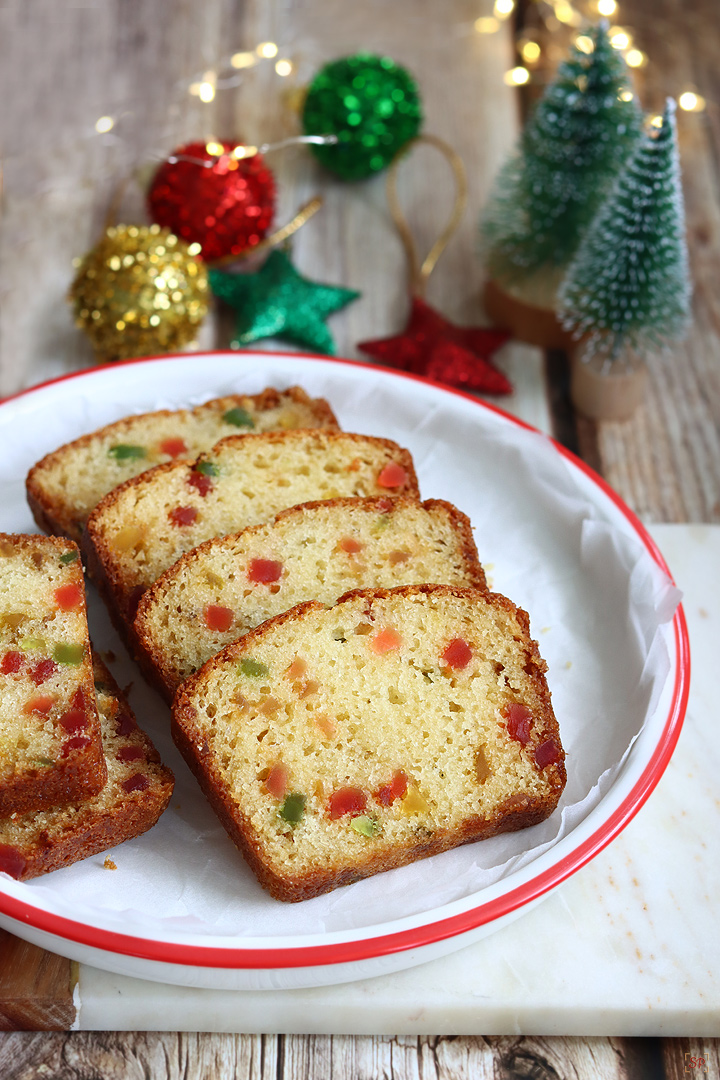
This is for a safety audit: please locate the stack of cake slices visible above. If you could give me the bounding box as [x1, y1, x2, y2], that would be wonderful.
[15, 382, 565, 899]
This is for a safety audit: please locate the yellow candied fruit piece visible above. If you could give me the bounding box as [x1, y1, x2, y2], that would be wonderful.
[205, 570, 224, 588]
[112, 525, 147, 552]
[401, 784, 429, 815]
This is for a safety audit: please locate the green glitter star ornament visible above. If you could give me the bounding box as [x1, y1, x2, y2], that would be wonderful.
[209, 249, 360, 355]
[302, 53, 423, 181]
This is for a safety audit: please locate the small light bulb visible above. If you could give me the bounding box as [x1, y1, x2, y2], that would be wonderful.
[650, 115, 663, 128]
[205, 141, 224, 157]
[257, 41, 278, 58]
[679, 91, 706, 112]
[231, 51, 256, 69]
[275, 59, 293, 77]
[521, 41, 541, 62]
[494, 0, 514, 18]
[474, 16, 499, 32]
[625, 49, 645, 68]
[95, 116, 114, 133]
[610, 29, 631, 49]
[575, 34, 595, 54]
[554, 2, 581, 26]
[619, 89, 634, 102]
[504, 66, 530, 86]
[233, 145, 258, 159]
[597, 0, 617, 14]
[198, 81, 216, 103]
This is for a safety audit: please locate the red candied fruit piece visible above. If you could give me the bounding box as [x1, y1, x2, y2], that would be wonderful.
[505, 703, 533, 745]
[0, 844, 27, 880]
[339, 537, 363, 554]
[30, 658, 58, 685]
[264, 763, 289, 799]
[371, 627, 402, 654]
[535, 738, 561, 769]
[375, 770, 408, 807]
[205, 604, 234, 632]
[188, 470, 213, 497]
[248, 558, 283, 584]
[160, 437, 189, 458]
[54, 582, 83, 611]
[169, 506, 198, 527]
[117, 746, 144, 763]
[1, 651, 25, 675]
[441, 638, 473, 670]
[58, 708, 88, 734]
[24, 694, 54, 716]
[328, 786, 367, 819]
[71, 687, 87, 710]
[377, 462, 408, 489]
[115, 711, 137, 737]
[61, 736, 91, 757]
[122, 773, 149, 793]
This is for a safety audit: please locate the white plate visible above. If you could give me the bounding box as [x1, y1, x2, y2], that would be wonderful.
[0, 352, 689, 990]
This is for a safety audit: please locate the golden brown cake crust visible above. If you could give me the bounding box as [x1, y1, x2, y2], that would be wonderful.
[133, 496, 488, 703]
[0, 656, 174, 881]
[26, 386, 339, 542]
[0, 534, 107, 817]
[173, 584, 565, 902]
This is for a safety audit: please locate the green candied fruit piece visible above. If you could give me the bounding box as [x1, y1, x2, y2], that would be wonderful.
[53, 642, 85, 665]
[279, 792, 306, 826]
[20, 636, 46, 652]
[59, 550, 79, 565]
[223, 407, 255, 429]
[34, 757, 54, 767]
[196, 460, 219, 477]
[371, 514, 391, 534]
[351, 815, 380, 838]
[239, 658, 269, 678]
[108, 444, 147, 462]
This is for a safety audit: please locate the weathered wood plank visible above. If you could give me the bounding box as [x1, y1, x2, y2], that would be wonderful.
[0, 931, 75, 1032]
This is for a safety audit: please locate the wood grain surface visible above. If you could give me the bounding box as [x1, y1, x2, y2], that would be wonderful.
[0, 0, 718, 1074]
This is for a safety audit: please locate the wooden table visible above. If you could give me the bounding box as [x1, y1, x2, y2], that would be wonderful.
[0, 0, 718, 1075]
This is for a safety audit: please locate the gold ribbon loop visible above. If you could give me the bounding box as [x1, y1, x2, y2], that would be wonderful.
[386, 133, 468, 299]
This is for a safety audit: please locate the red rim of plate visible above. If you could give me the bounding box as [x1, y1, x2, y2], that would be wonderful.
[0, 351, 691, 970]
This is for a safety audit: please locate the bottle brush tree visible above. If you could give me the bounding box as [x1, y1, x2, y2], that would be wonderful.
[558, 99, 691, 367]
[481, 22, 643, 286]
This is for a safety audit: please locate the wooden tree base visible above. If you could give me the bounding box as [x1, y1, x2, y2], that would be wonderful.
[570, 350, 648, 421]
[482, 275, 573, 350]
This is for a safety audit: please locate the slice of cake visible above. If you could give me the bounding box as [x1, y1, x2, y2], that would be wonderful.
[82, 430, 419, 633]
[26, 386, 339, 542]
[172, 584, 566, 902]
[135, 497, 488, 702]
[0, 656, 174, 880]
[0, 534, 106, 816]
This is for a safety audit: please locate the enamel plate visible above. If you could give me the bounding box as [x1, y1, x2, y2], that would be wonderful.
[0, 353, 689, 989]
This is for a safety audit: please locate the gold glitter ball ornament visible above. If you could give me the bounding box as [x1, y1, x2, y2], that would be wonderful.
[69, 223, 209, 362]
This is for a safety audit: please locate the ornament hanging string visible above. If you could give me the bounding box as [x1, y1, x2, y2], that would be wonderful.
[386, 133, 468, 299]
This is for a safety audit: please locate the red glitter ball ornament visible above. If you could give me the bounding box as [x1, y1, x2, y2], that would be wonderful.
[147, 141, 276, 262]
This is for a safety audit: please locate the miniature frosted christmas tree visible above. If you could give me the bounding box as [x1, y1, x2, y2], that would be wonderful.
[481, 23, 643, 293]
[558, 99, 691, 369]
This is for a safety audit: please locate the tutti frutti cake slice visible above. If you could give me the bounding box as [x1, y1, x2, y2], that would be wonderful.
[172, 584, 566, 903]
[134, 496, 488, 702]
[0, 655, 174, 881]
[0, 534, 106, 816]
[82, 429, 419, 635]
[26, 385, 339, 543]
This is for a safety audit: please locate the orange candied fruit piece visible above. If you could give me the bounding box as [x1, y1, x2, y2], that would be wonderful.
[204, 604, 234, 633]
[247, 558, 283, 584]
[287, 657, 307, 679]
[328, 786, 367, 819]
[339, 536, 363, 554]
[159, 437, 189, 458]
[264, 763, 289, 799]
[54, 582, 83, 611]
[371, 627, 402, 654]
[377, 462, 408, 489]
[24, 694, 55, 716]
[441, 638, 473, 670]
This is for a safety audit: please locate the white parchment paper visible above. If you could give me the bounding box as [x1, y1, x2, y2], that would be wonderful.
[0, 355, 681, 943]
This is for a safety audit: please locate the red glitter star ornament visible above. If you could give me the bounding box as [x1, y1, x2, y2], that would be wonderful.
[358, 296, 512, 394]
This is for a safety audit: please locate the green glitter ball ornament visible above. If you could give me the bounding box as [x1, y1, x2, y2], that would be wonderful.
[302, 53, 423, 181]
